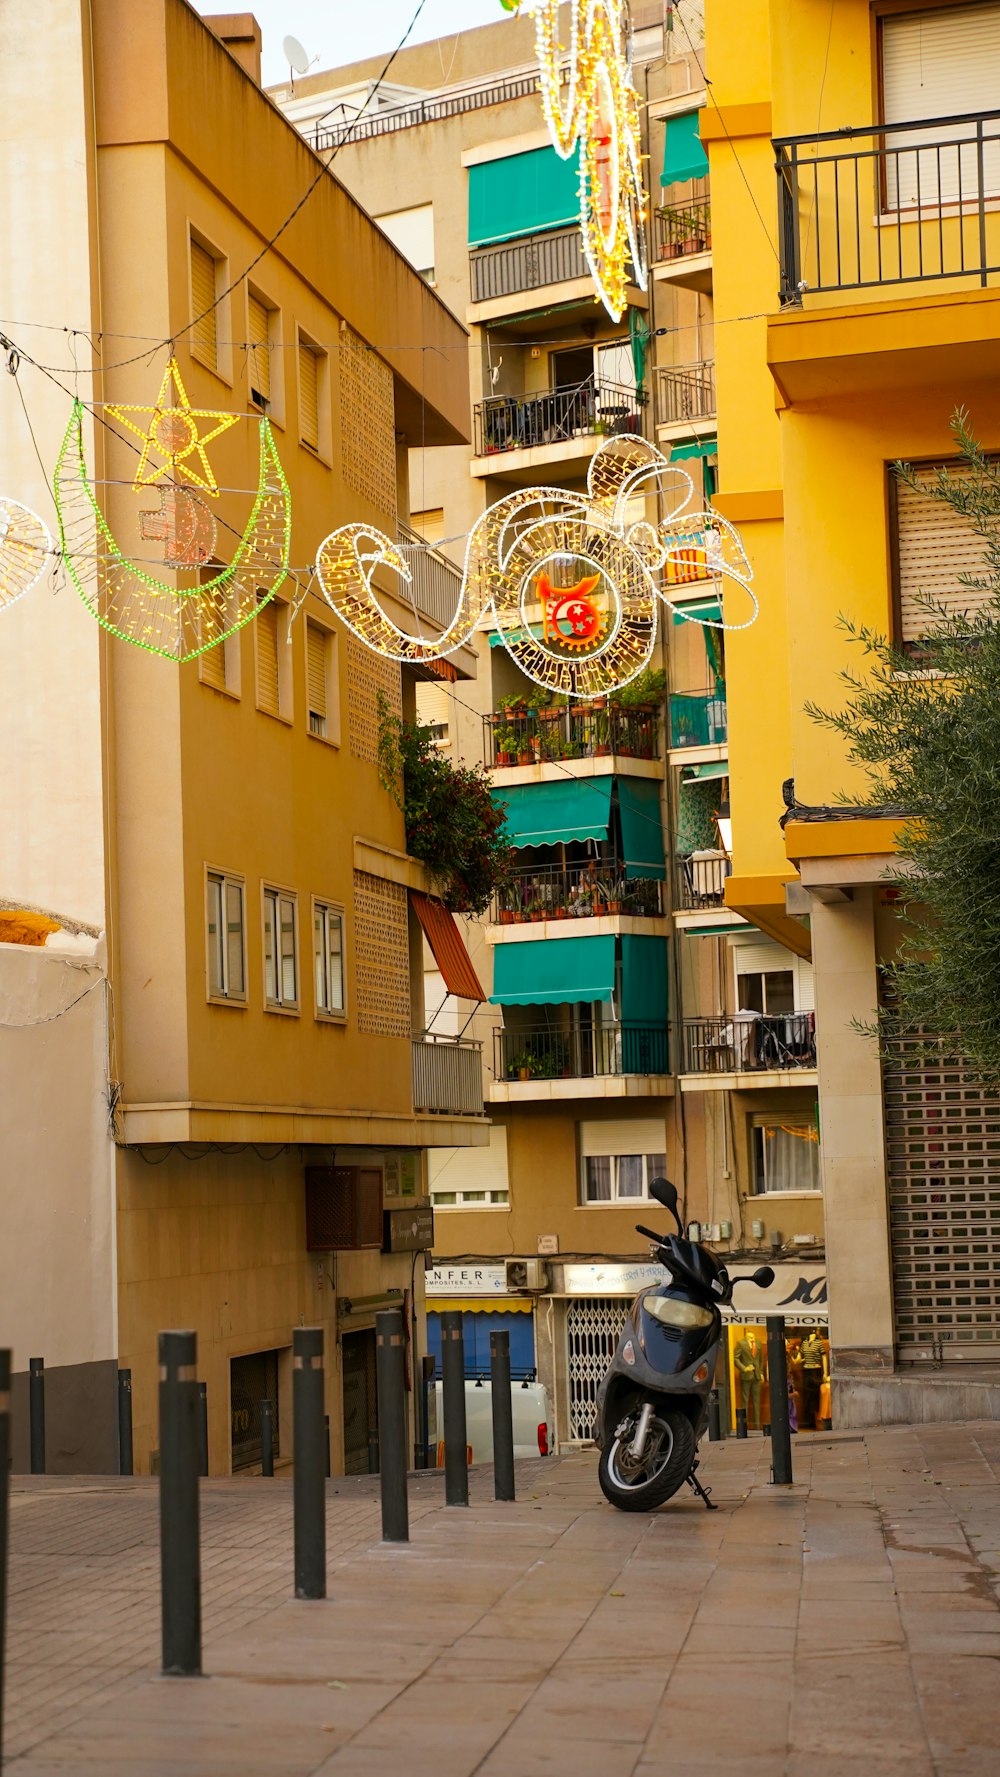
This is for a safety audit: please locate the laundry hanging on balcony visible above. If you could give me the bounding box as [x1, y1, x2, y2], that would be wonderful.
[489, 935, 616, 1006]
[491, 778, 613, 849]
[617, 779, 666, 881]
[661, 111, 710, 188]
[410, 891, 485, 1001]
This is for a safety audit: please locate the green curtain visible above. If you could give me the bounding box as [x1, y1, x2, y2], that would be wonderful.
[618, 779, 666, 880]
[661, 111, 709, 187]
[629, 306, 649, 395]
[469, 147, 580, 246]
[489, 935, 616, 1006]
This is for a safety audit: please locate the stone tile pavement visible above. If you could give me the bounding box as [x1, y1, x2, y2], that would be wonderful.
[4, 1423, 1000, 1775]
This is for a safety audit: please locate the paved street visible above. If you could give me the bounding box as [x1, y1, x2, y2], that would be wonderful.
[4, 1424, 1000, 1776]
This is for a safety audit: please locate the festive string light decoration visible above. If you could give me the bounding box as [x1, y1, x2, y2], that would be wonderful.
[54, 359, 291, 661]
[526, 0, 648, 321]
[315, 436, 756, 699]
[0, 498, 54, 611]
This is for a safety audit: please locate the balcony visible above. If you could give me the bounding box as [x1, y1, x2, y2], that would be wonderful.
[495, 1022, 669, 1083]
[412, 1035, 484, 1116]
[676, 850, 730, 911]
[484, 705, 660, 769]
[470, 225, 588, 305]
[655, 360, 716, 432]
[654, 188, 713, 293]
[397, 523, 461, 630]
[669, 690, 727, 751]
[493, 857, 664, 925]
[681, 1012, 816, 1077]
[775, 110, 1000, 304]
[473, 379, 643, 467]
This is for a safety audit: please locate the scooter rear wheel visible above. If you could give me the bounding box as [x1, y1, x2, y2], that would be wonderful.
[598, 1409, 696, 1512]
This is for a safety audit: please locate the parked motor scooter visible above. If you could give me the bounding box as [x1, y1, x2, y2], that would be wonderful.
[594, 1177, 774, 1512]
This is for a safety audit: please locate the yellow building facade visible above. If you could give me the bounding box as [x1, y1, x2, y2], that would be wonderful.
[707, 0, 1000, 1418]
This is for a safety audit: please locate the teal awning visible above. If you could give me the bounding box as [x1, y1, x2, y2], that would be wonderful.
[621, 935, 669, 1025]
[682, 761, 729, 782]
[488, 625, 543, 648]
[673, 596, 722, 626]
[469, 147, 580, 247]
[618, 779, 666, 881]
[491, 777, 612, 849]
[661, 111, 709, 188]
[490, 935, 616, 1007]
[670, 437, 717, 461]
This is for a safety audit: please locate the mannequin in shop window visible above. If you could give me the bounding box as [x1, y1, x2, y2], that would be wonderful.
[733, 1327, 765, 1428]
[800, 1327, 826, 1430]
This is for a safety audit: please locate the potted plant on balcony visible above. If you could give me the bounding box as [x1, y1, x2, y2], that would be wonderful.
[494, 726, 518, 766]
[509, 1049, 534, 1082]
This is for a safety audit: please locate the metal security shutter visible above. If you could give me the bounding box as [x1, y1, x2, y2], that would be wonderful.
[306, 621, 327, 731]
[230, 1349, 279, 1471]
[248, 295, 271, 405]
[299, 343, 319, 449]
[256, 598, 279, 713]
[882, 6, 1000, 204]
[190, 240, 218, 366]
[893, 464, 989, 644]
[883, 1037, 1000, 1361]
[565, 1297, 629, 1440]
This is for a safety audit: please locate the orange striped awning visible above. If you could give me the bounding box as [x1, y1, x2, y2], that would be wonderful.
[410, 891, 485, 1002]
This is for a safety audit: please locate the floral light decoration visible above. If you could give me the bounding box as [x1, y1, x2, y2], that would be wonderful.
[508, 0, 648, 322]
[0, 499, 54, 611]
[53, 356, 290, 661]
[315, 435, 756, 701]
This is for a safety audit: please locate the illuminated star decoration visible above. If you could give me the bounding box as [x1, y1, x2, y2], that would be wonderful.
[106, 357, 239, 497]
[538, 569, 606, 652]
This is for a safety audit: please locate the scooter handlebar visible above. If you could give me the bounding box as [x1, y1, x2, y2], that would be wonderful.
[635, 1224, 668, 1247]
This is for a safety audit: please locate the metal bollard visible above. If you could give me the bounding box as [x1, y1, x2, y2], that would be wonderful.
[158, 1330, 202, 1675]
[324, 1414, 331, 1479]
[735, 1406, 747, 1440]
[1, 1350, 11, 1760]
[489, 1331, 516, 1503]
[440, 1311, 469, 1507]
[707, 1388, 722, 1442]
[293, 1328, 326, 1600]
[260, 1400, 274, 1477]
[375, 1310, 409, 1543]
[29, 1358, 45, 1475]
[118, 1368, 134, 1476]
[197, 1382, 209, 1478]
[766, 1316, 793, 1486]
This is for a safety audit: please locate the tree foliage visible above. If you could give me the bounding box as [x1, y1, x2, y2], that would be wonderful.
[807, 412, 1000, 1079]
[377, 694, 513, 915]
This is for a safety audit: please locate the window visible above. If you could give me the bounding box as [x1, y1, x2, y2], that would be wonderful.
[738, 971, 794, 1016]
[255, 592, 290, 718]
[430, 1124, 510, 1207]
[190, 238, 220, 371]
[206, 870, 246, 1003]
[263, 886, 298, 1011]
[582, 1152, 667, 1203]
[373, 203, 435, 284]
[752, 1118, 821, 1195]
[198, 566, 240, 694]
[733, 941, 813, 1013]
[313, 900, 345, 1018]
[248, 292, 273, 410]
[881, 5, 1000, 207]
[306, 619, 334, 739]
[891, 460, 991, 648]
[410, 507, 445, 546]
[298, 336, 325, 452]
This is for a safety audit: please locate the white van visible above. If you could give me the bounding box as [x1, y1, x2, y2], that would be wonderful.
[430, 1377, 552, 1466]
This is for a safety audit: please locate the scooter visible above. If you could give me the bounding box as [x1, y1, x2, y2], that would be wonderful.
[594, 1177, 774, 1512]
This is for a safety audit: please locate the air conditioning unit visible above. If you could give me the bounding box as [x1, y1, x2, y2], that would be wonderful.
[505, 1258, 550, 1293]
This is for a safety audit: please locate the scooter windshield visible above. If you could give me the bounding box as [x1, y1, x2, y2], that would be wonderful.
[644, 1296, 715, 1330]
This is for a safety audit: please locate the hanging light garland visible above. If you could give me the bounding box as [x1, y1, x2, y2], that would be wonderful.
[315, 435, 755, 699]
[0, 499, 54, 612]
[52, 358, 291, 662]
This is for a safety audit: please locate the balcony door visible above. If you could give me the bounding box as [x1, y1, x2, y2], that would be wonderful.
[881, 4, 1000, 207]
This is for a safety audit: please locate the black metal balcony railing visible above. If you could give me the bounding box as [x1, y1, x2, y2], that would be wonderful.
[474, 379, 642, 457]
[495, 1023, 670, 1082]
[655, 361, 716, 429]
[775, 110, 1000, 303]
[310, 67, 568, 152]
[485, 705, 660, 767]
[470, 225, 589, 303]
[682, 1012, 816, 1074]
[493, 858, 664, 925]
[677, 851, 730, 911]
[655, 189, 712, 262]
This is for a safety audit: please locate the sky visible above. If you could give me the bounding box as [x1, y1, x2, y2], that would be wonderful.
[192, 0, 508, 87]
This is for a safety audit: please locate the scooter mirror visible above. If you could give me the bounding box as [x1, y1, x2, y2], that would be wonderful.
[648, 1176, 680, 1218]
[752, 1265, 775, 1288]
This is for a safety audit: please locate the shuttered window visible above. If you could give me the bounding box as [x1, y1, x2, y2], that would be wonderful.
[256, 595, 280, 714]
[306, 620, 328, 736]
[200, 641, 227, 692]
[248, 294, 271, 407]
[191, 240, 218, 367]
[299, 342, 320, 449]
[892, 462, 990, 646]
[882, 6, 1000, 206]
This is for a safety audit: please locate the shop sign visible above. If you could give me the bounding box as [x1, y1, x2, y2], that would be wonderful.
[560, 1262, 665, 1296]
[383, 1207, 434, 1254]
[384, 1152, 419, 1198]
[722, 1263, 828, 1321]
[425, 1263, 507, 1296]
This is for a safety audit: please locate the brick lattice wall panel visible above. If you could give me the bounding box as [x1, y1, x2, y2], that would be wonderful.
[346, 637, 402, 763]
[339, 325, 397, 523]
[352, 869, 411, 1037]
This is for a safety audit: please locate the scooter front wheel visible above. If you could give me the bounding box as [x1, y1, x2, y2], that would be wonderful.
[598, 1409, 696, 1512]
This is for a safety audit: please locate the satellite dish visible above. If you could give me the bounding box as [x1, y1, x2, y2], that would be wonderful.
[282, 34, 310, 76]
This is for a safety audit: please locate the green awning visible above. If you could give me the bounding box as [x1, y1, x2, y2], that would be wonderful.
[661, 111, 709, 188]
[673, 596, 722, 626]
[670, 437, 717, 461]
[621, 935, 669, 1025]
[488, 625, 543, 648]
[618, 779, 666, 881]
[681, 923, 738, 937]
[490, 935, 616, 1007]
[491, 778, 612, 849]
[469, 146, 580, 247]
[682, 761, 729, 782]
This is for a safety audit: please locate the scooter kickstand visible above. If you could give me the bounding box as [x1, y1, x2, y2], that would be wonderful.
[686, 1467, 717, 1510]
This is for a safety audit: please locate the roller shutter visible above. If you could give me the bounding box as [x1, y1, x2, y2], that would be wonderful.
[191, 241, 218, 366]
[882, 6, 1000, 205]
[893, 463, 989, 644]
[248, 295, 271, 405]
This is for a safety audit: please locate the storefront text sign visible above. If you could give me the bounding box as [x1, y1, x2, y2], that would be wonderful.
[425, 1263, 507, 1297]
[560, 1263, 666, 1296]
[723, 1264, 828, 1321]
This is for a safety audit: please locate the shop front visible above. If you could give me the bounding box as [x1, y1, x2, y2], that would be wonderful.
[424, 1262, 536, 1379]
[723, 1263, 829, 1434]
